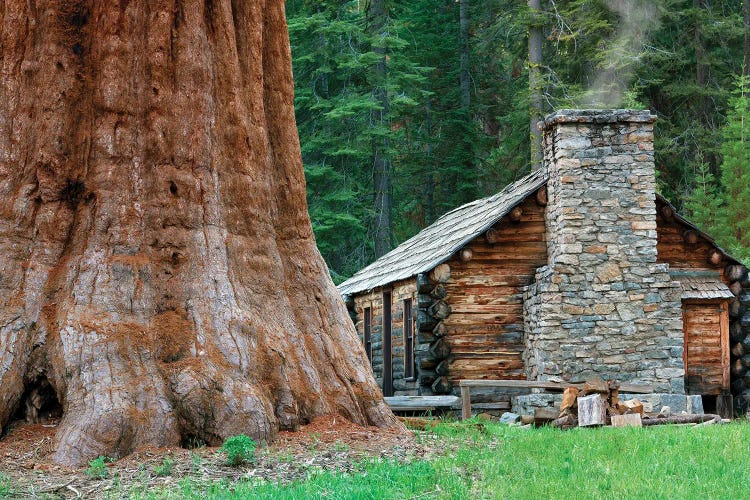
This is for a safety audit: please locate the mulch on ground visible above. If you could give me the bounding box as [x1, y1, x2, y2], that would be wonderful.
[0, 415, 439, 498]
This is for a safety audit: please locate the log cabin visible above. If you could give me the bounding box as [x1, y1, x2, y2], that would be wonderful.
[338, 109, 750, 416]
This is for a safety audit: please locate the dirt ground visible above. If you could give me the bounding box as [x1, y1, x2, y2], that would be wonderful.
[0, 415, 440, 498]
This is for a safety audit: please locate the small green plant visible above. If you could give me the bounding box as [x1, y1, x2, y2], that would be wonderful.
[332, 440, 349, 452]
[220, 434, 256, 467]
[0, 474, 13, 497]
[154, 455, 175, 477]
[85, 456, 109, 479]
[190, 451, 204, 472]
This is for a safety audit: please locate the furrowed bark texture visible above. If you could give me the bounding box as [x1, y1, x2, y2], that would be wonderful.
[0, 0, 398, 465]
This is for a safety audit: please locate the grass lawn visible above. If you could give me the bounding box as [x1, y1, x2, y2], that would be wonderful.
[125, 420, 750, 499]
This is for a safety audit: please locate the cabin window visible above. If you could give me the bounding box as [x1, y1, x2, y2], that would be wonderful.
[364, 307, 372, 362]
[382, 291, 393, 397]
[404, 298, 415, 380]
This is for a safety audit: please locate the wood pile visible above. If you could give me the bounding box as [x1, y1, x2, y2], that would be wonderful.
[550, 378, 722, 429]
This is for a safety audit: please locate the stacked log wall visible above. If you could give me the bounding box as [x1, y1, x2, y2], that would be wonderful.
[351, 280, 419, 396]
[441, 196, 548, 399]
[656, 201, 750, 415]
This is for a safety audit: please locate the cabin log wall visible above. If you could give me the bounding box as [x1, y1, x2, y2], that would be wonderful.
[351, 280, 418, 396]
[656, 199, 750, 414]
[442, 196, 548, 400]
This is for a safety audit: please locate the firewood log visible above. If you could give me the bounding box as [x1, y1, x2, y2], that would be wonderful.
[641, 414, 720, 426]
[560, 387, 579, 414]
[578, 394, 607, 427]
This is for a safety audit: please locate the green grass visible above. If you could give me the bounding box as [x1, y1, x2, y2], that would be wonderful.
[131, 421, 750, 499]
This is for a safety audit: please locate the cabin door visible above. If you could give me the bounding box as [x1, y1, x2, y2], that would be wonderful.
[682, 300, 729, 396]
[382, 291, 393, 397]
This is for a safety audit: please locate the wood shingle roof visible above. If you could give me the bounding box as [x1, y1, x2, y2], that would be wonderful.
[337, 168, 548, 296]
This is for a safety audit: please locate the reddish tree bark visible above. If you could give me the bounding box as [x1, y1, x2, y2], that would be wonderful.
[0, 0, 399, 465]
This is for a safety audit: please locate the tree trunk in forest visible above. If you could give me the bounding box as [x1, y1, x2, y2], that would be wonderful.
[0, 0, 399, 466]
[528, 0, 544, 170]
[425, 96, 435, 224]
[694, 0, 709, 121]
[744, 0, 750, 75]
[369, 0, 394, 258]
[459, 0, 471, 111]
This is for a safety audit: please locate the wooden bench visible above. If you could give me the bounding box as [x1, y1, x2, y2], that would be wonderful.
[384, 395, 460, 414]
[458, 379, 654, 420]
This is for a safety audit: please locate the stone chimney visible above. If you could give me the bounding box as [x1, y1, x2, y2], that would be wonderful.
[523, 110, 685, 393]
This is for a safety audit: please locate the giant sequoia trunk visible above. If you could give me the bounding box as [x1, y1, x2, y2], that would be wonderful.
[0, 0, 398, 465]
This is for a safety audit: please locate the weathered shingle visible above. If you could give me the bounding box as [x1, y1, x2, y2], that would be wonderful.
[337, 168, 548, 296]
[670, 270, 734, 300]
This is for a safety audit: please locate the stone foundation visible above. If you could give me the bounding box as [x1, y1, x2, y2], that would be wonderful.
[523, 110, 684, 392]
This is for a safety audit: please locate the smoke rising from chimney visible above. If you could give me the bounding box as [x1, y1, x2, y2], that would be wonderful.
[580, 0, 661, 108]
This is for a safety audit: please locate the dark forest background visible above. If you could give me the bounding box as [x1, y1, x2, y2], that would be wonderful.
[286, 0, 750, 281]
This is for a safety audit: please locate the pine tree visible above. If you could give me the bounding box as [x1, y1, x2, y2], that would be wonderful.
[718, 73, 750, 262]
[684, 155, 724, 239]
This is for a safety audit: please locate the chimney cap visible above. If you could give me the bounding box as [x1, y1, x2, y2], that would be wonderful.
[543, 109, 656, 129]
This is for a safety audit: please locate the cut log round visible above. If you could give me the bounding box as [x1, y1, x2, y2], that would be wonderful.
[417, 310, 438, 332]
[417, 273, 435, 294]
[730, 281, 744, 297]
[419, 370, 438, 387]
[726, 264, 749, 283]
[417, 330, 436, 345]
[577, 394, 607, 427]
[428, 300, 452, 320]
[732, 341, 747, 359]
[683, 230, 699, 245]
[428, 338, 452, 360]
[485, 228, 501, 244]
[535, 186, 548, 207]
[418, 293, 434, 309]
[459, 248, 474, 262]
[0, 0, 399, 466]
[419, 356, 438, 370]
[660, 205, 674, 220]
[729, 299, 743, 319]
[429, 263, 452, 283]
[432, 322, 448, 338]
[709, 249, 724, 266]
[431, 376, 453, 395]
[732, 358, 747, 378]
[732, 377, 746, 394]
[435, 359, 451, 376]
[430, 285, 448, 300]
[731, 321, 746, 343]
[509, 206, 523, 222]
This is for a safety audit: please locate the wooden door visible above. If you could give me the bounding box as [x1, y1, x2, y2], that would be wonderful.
[382, 291, 393, 397]
[682, 300, 729, 395]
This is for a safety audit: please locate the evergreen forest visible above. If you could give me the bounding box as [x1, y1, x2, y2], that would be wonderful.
[286, 0, 750, 280]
